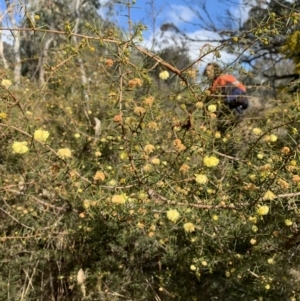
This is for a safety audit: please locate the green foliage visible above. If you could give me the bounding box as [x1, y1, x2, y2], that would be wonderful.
[1, 2, 300, 301]
[282, 30, 300, 73]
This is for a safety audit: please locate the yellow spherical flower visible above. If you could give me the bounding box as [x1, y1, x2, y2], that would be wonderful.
[269, 134, 277, 142]
[83, 199, 97, 209]
[159, 71, 170, 80]
[143, 164, 153, 172]
[265, 284, 270, 290]
[111, 194, 127, 204]
[95, 151, 102, 157]
[212, 215, 218, 221]
[183, 222, 195, 233]
[179, 163, 190, 173]
[108, 179, 117, 186]
[292, 127, 298, 134]
[1, 79, 12, 89]
[0, 112, 7, 119]
[144, 144, 155, 155]
[151, 157, 160, 165]
[57, 148, 72, 159]
[195, 174, 208, 184]
[263, 190, 276, 201]
[285, 219, 293, 226]
[173, 138, 186, 152]
[201, 261, 208, 266]
[34, 129, 50, 143]
[277, 178, 290, 190]
[252, 225, 258, 232]
[208, 104, 217, 112]
[128, 78, 143, 88]
[137, 222, 145, 229]
[195, 101, 204, 108]
[292, 175, 300, 183]
[281, 146, 290, 155]
[250, 239, 257, 245]
[214, 131, 221, 138]
[257, 153, 264, 159]
[144, 96, 154, 107]
[248, 216, 257, 223]
[105, 58, 114, 67]
[256, 205, 269, 216]
[267, 258, 275, 264]
[93, 171, 105, 182]
[252, 127, 262, 135]
[148, 122, 159, 130]
[203, 156, 219, 167]
[134, 106, 146, 116]
[190, 264, 197, 271]
[119, 151, 128, 160]
[166, 209, 180, 223]
[148, 231, 155, 237]
[12, 141, 29, 154]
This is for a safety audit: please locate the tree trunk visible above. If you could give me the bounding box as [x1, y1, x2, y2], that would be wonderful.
[39, 37, 53, 85]
[0, 10, 9, 69]
[73, 0, 90, 112]
[6, 1, 21, 84]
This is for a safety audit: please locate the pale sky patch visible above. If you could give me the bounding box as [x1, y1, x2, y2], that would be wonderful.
[140, 27, 237, 70]
[165, 4, 197, 25]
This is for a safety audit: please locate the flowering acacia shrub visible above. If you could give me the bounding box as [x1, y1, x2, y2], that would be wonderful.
[1, 10, 300, 301]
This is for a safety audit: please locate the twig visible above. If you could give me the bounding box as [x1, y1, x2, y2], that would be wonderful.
[0, 207, 34, 230]
[148, 189, 237, 209]
[4, 188, 77, 213]
[276, 191, 300, 199]
[247, 269, 260, 278]
[213, 150, 240, 161]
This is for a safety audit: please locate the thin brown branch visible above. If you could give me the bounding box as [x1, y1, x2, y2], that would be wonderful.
[148, 189, 237, 209]
[0, 206, 34, 230]
[276, 191, 300, 199]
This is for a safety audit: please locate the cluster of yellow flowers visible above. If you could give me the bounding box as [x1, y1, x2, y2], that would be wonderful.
[166, 209, 196, 233]
[12, 129, 50, 155]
